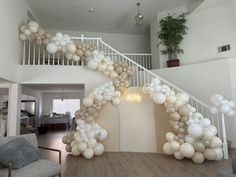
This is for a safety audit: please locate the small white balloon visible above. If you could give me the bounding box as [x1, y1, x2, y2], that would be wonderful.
[153, 93, 166, 104]
[47, 43, 58, 54]
[199, 118, 211, 128]
[174, 151, 184, 160]
[210, 106, 219, 115]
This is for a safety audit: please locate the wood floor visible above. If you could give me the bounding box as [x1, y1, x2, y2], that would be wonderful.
[37, 131, 236, 177]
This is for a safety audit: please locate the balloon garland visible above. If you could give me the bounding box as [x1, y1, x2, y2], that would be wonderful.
[210, 94, 235, 117]
[143, 78, 224, 164]
[19, 21, 226, 163]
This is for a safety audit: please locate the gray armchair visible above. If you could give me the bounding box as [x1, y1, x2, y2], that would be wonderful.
[0, 134, 61, 177]
[218, 158, 236, 177]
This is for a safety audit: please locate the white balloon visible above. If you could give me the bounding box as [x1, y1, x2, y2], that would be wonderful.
[153, 93, 166, 104]
[87, 60, 98, 70]
[93, 143, 105, 156]
[210, 106, 219, 115]
[166, 132, 175, 142]
[187, 124, 203, 138]
[163, 142, 174, 155]
[204, 129, 215, 140]
[211, 94, 223, 106]
[170, 141, 180, 151]
[88, 138, 97, 148]
[185, 135, 195, 144]
[174, 151, 184, 160]
[210, 137, 222, 148]
[47, 43, 58, 54]
[83, 148, 94, 159]
[219, 104, 230, 113]
[179, 143, 195, 158]
[199, 118, 211, 128]
[83, 97, 94, 107]
[203, 149, 216, 161]
[192, 152, 204, 164]
[214, 148, 223, 161]
[71, 146, 81, 156]
[167, 95, 176, 104]
[78, 142, 87, 152]
[193, 142, 205, 152]
[112, 98, 120, 105]
[99, 129, 108, 141]
[226, 110, 235, 117]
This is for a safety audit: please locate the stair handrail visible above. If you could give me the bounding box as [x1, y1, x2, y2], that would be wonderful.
[98, 39, 211, 110]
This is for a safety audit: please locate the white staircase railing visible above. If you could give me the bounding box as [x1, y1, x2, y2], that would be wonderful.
[21, 37, 152, 70]
[21, 35, 227, 157]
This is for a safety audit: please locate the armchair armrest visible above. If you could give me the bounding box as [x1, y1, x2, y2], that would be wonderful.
[38, 146, 62, 164]
[0, 160, 13, 177]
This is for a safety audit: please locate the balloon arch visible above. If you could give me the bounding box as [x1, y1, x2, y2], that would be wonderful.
[19, 21, 224, 164]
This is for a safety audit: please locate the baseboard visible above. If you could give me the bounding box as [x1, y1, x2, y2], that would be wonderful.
[230, 145, 236, 148]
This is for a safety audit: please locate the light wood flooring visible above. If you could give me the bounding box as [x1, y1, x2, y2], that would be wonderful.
[37, 131, 236, 177]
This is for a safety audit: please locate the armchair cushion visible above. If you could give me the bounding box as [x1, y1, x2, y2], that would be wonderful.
[0, 137, 40, 169]
[0, 159, 61, 177]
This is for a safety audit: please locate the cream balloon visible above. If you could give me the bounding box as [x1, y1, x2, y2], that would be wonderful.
[174, 151, 184, 160]
[83, 97, 94, 107]
[170, 141, 180, 151]
[179, 143, 195, 158]
[203, 149, 216, 160]
[163, 142, 174, 155]
[192, 152, 204, 164]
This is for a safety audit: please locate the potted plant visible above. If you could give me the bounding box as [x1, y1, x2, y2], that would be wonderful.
[158, 13, 188, 67]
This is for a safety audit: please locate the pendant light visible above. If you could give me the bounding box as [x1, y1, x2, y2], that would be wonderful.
[135, 2, 144, 28]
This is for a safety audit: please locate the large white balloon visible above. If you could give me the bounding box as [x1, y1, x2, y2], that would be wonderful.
[210, 106, 219, 115]
[192, 152, 204, 164]
[203, 149, 216, 160]
[93, 143, 105, 156]
[71, 145, 81, 156]
[163, 142, 174, 155]
[179, 143, 195, 158]
[83, 148, 94, 159]
[187, 124, 203, 138]
[78, 142, 87, 152]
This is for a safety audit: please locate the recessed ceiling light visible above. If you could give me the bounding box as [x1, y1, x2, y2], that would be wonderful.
[89, 8, 94, 13]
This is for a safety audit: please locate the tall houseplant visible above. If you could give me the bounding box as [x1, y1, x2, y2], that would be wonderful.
[158, 13, 188, 67]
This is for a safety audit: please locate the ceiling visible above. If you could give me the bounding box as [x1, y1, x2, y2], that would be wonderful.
[26, 0, 191, 34]
[23, 84, 84, 93]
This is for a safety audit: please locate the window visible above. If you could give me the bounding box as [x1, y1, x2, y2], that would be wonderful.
[53, 99, 80, 117]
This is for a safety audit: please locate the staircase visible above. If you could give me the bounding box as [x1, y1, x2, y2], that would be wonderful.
[21, 34, 228, 158]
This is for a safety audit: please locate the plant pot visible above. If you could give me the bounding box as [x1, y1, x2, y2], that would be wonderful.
[167, 59, 180, 68]
[38, 125, 48, 134]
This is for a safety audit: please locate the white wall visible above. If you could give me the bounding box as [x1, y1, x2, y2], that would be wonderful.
[152, 58, 236, 147]
[17, 66, 111, 95]
[47, 29, 151, 53]
[180, 0, 236, 65]
[0, 0, 30, 82]
[42, 92, 84, 114]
